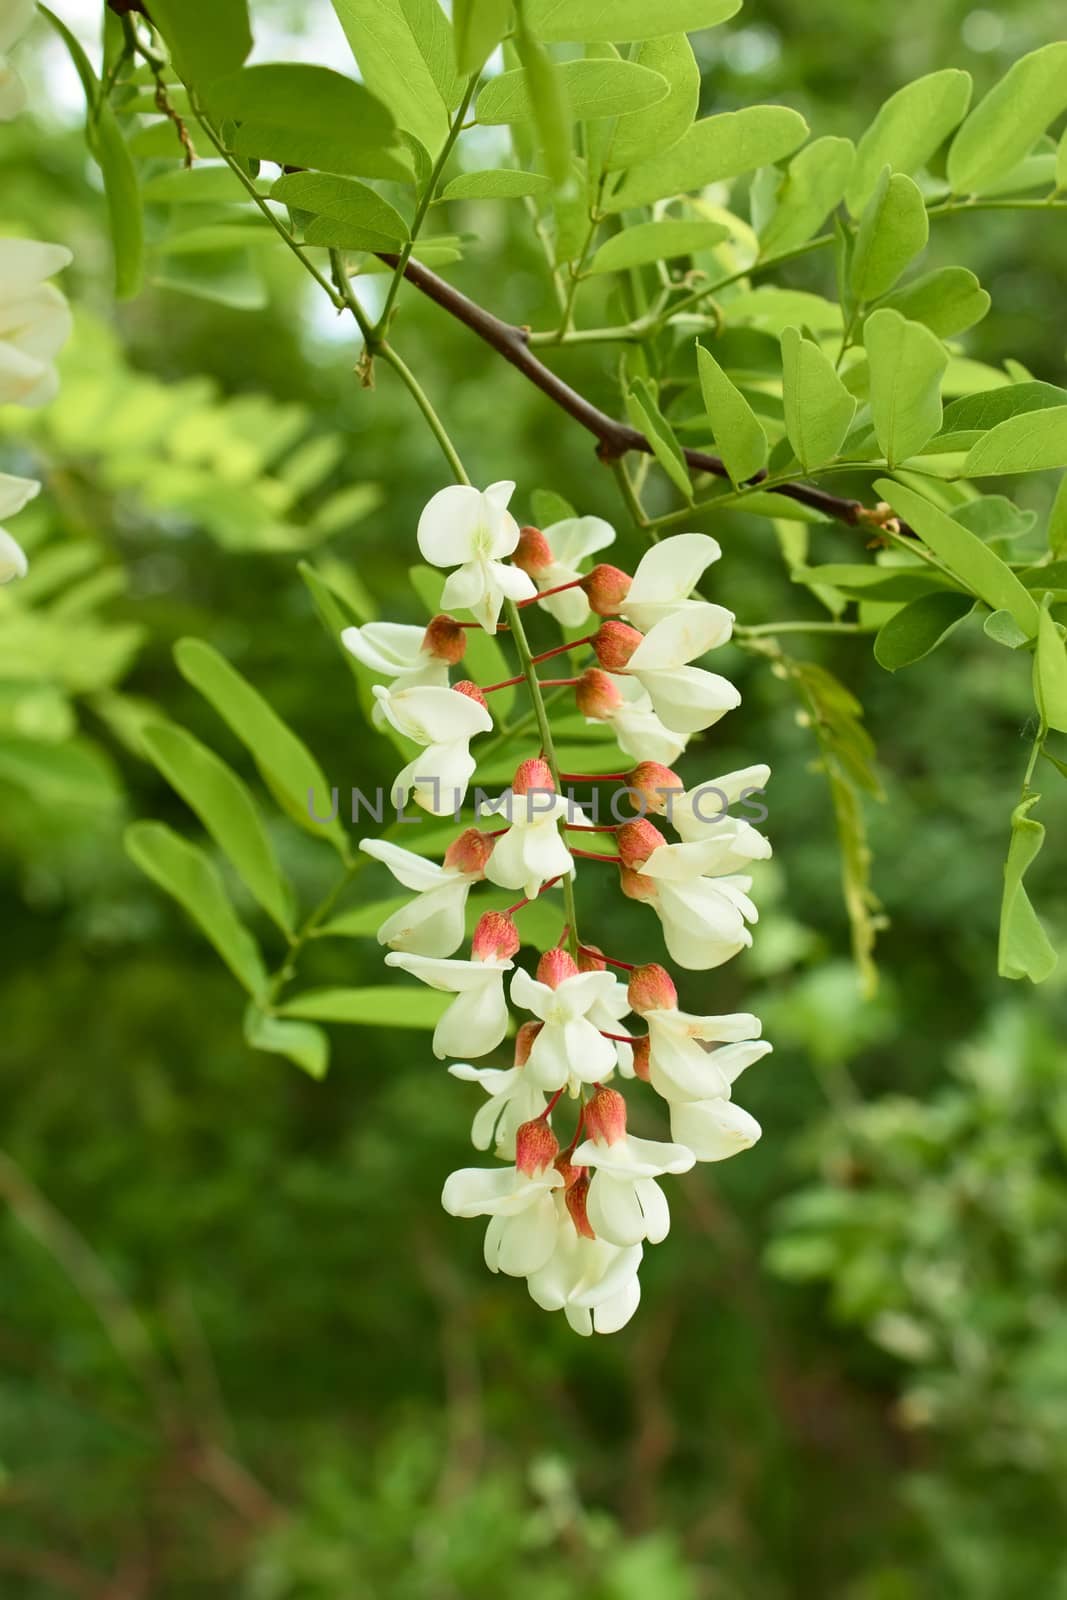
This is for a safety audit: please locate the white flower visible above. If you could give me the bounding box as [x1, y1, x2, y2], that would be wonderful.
[572, 1129, 694, 1248]
[0, 0, 34, 121]
[666, 763, 771, 846]
[587, 972, 635, 1076]
[447, 1063, 547, 1158]
[526, 1215, 643, 1336]
[623, 605, 740, 736]
[417, 479, 536, 632]
[442, 1161, 564, 1277]
[384, 949, 513, 1059]
[358, 837, 484, 957]
[669, 1097, 762, 1162]
[510, 961, 619, 1091]
[341, 621, 451, 716]
[373, 683, 491, 815]
[482, 788, 581, 900]
[532, 516, 616, 627]
[621, 532, 723, 632]
[0, 238, 73, 405]
[626, 836, 760, 970]
[645, 1007, 771, 1103]
[0, 470, 38, 582]
[578, 671, 688, 767]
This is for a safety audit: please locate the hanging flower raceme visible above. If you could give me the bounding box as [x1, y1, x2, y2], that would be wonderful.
[0, 238, 74, 407]
[355, 485, 772, 1334]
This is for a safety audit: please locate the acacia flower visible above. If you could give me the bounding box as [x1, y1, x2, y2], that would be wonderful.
[526, 1216, 643, 1336]
[628, 963, 772, 1104]
[442, 1117, 564, 1276]
[512, 515, 616, 627]
[620, 532, 724, 631]
[510, 948, 619, 1092]
[341, 618, 458, 714]
[571, 1088, 694, 1248]
[629, 761, 771, 848]
[373, 682, 492, 814]
[0, 470, 38, 582]
[482, 758, 581, 900]
[417, 479, 536, 632]
[669, 1097, 763, 1162]
[385, 910, 519, 1059]
[619, 820, 760, 971]
[447, 1062, 547, 1159]
[0, 238, 74, 406]
[575, 669, 687, 767]
[595, 606, 740, 736]
[358, 828, 492, 957]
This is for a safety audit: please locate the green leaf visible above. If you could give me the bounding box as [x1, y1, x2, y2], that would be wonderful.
[587, 220, 728, 275]
[780, 326, 856, 472]
[527, 0, 740, 39]
[864, 308, 948, 467]
[141, 164, 258, 205]
[1035, 605, 1067, 734]
[850, 168, 928, 302]
[440, 169, 551, 201]
[948, 43, 1067, 196]
[875, 267, 990, 339]
[477, 58, 668, 124]
[204, 65, 408, 182]
[873, 590, 973, 670]
[602, 34, 699, 172]
[316, 896, 407, 938]
[272, 172, 409, 250]
[955, 496, 1036, 543]
[149, 0, 252, 84]
[399, 0, 463, 110]
[141, 722, 294, 933]
[530, 489, 576, 525]
[330, 0, 451, 154]
[604, 106, 809, 212]
[997, 794, 1058, 983]
[696, 344, 768, 487]
[875, 479, 1041, 637]
[453, 0, 511, 73]
[846, 69, 972, 215]
[174, 638, 348, 855]
[626, 379, 693, 501]
[1049, 475, 1067, 558]
[1059, 126, 1067, 193]
[983, 610, 1030, 649]
[963, 407, 1067, 477]
[793, 563, 957, 602]
[514, 19, 571, 185]
[941, 382, 1067, 434]
[125, 821, 268, 996]
[760, 136, 854, 256]
[244, 1006, 329, 1079]
[279, 986, 452, 1027]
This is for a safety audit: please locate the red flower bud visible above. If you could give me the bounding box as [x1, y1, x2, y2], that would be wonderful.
[564, 1168, 596, 1238]
[453, 679, 488, 711]
[575, 667, 623, 720]
[472, 910, 520, 962]
[631, 1036, 651, 1081]
[512, 526, 554, 575]
[582, 563, 632, 616]
[422, 613, 467, 664]
[537, 948, 579, 988]
[628, 962, 678, 1015]
[514, 1019, 543, 1066]
[513, 757, 555, 796]
[620, 866, 658, 905]
[627, 761, 684, 815]
[584, 1085, 627, 1145]
[443, 827, 494, 877]
[616, 818, 667, 868]
[593, 620, 643, 670]
[577, 944, 607, 972]
[515, 1117, 559, 1176]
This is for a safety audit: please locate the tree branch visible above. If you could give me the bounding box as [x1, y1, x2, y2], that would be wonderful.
[375, 253, 889, 533]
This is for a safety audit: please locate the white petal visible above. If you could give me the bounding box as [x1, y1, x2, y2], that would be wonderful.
[341, 622, 428, 675]
[669, 1098, 762, 1161]
[0, 239, 73, 294]
[432, 977, 509, 1059]
[625, 533, 721, 625]
[359, 838, 450, 892]
[0, 471, 40, 522]
[489, 559, 537, 601]
[442, 1166, 520, 1217]
[633, 1177, 671, 1243]
[0, 524, 29, 583]
[586, 1172, 647, 1246]
[544, 515, 616, 568]
[628, 603, 735, 670]
[637, 667, 741, 735]
[591, 1275, 641, 1334]
[375, 880, 470, 957]
[491, 1193, 560, 1276]
[417, 485, 485, 566]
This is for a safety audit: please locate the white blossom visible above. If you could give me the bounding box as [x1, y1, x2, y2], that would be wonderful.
[621, 532, 723, 632]
[442, 1162, 564, 1277]
[342, 621, 450, 704]
[0, 470, 38, 582]
[572, 1129, 694, 1247]
[384, 950, 513, 1059]
[526, 1212, 643, 1336]
[668, 1097, 762, 1162]
[358, 837, 481, 957]
[627, 836, 760, 970]
[645, 1007, 771, 1103]
[666, 763, 771, 847]
[510, 963, 619, 1092]
[482, 788, 581, 900]
[0, 238, 73, 406]
[417, 479, 535, 632]
[447, 1063, 548, 1159]
[624, 605, 740, 736]
[373, 683, 491, 815]
[532, 515, 616, 627]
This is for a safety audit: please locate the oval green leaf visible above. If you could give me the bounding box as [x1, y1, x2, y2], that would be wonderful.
[873, 589, 973, 670]
[605, 106, 808, 211]
[948, 43, 1067, 195]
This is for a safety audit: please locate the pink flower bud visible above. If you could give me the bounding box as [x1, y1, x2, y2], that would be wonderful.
[453, 679, 488, 712]
[631, 1036, 651, 1081]
[628, 962, 678, 1015]
[627, 762, 684, 815]
[472, 910, 520, 962]
[513, 757, 555, 796]
[593, 620, 643, 670]
[537, 948, 579, 988]
[575, 668, 623, 720]
[577, 944, 607, 972]
[512, 525, 554, 575]
[515, 1117, 559, 1176]
[564, 1168, 596, 1238]
[422, 613, 467, 664]
[620, 866, 658, 905]
[616, 818, 667, 868]
[443, 827, 493, 877]
[584, 1086, 627, 1145]
[581, 563, 632, 616]
[514, 1019, 543, 1066]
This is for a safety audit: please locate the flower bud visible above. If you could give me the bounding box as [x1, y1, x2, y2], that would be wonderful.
[575, 668, 623, 720]
[564, 1168, 596, 1238]
[472, 910, 520, 962]
[537, 948, 579, 988]
[581, 563, 632, 616]
[443, 827, 493, 877]
[620, 867, 658, 905]
[592, 620, 643, 671]
[616, 818, 667, 868]
[627, 762, 684, 815]
[422, 613, 466, 664]
[630, 1035, 651, 1081]
[584, 1086, 627, 1145]
[628, 962, 678, 1015]
[577, 944, 606, 972]
[514, 1019, 543, 1066]
[453, 679, 488, 711]
[512, 525, 554, 575]
[513, 757, 555, 796]
[515, 1117, 559, 1176]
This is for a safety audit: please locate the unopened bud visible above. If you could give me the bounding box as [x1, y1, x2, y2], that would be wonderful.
[514, 1019, 543, 1066]
[453, 679, 488, 711]
[537, 948, 579, 988]
[564, 1168, 596, 1238]
[515, 1117, 559, 1176]
[620, 866, 658, 905]
[631, 1035, 651, 1081]
[616, 818, 667, 868]
[422, 613, 466, 664]
[577, 944, 606, 972]
[582, 563, 632, 616]
[472, 910, 520, 962]
[628, 962, 678, 1015]
[444, 827, 493, 877]
[512, 525, 554, 575]
[627, 761, 684, 815]
[584, 1086, 627, 1145]
[513, 757, 555, 796]
[575, 667, 623, 720]
[593, 620, 643, 670]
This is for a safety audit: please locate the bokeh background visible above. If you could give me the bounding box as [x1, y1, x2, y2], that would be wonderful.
[3, 1, 1067, 1595]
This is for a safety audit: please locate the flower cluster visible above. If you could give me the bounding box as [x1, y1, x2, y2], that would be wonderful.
[348, 482, 771, 1335]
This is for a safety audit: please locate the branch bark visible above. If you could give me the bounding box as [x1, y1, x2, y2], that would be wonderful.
[376, 253, 894, 533]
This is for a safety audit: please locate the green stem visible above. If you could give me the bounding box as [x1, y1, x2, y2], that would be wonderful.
[736, 619, 875, 637]
[267, 859, 362, 1008]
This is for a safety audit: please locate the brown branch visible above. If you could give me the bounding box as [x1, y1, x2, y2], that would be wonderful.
[375, 253, 885, 532]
